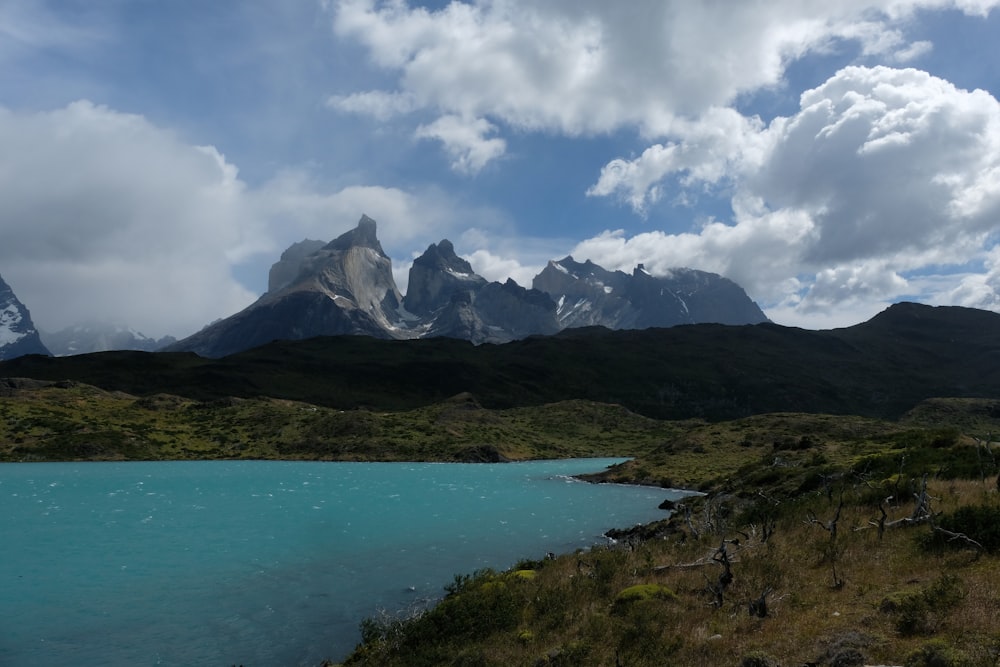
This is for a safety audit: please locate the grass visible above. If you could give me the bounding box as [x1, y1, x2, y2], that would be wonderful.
[342, 478, 1000, 667]
[0, 381, 683, 462]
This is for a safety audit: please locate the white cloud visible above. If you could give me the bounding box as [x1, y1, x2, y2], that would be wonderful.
[0, 101, 262, 338]
[0, 101, 488, 339]
[574, 65, 1000, 327]
[414, 115, 506, 174]
[326, 90, 418, 120]
[465, 249, 539, 290]
[331, 0, 1000, 171]
[946, 247, 1000, 310]
[586, 108, 766, 213]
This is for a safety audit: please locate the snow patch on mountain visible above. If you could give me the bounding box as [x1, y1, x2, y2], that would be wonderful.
[0, 303, 26, 346]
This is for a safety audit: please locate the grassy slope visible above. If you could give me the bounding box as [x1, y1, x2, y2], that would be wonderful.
[341, 399, 1000, 667]
[0, 381, 683, 462]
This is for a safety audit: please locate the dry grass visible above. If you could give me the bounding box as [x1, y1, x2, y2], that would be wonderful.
[344, 478, 1000, 667]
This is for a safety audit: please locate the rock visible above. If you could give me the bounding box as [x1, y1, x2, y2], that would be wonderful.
[0, 273, 50, 360]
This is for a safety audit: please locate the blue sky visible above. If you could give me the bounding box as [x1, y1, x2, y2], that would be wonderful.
[2, 0, 1000, 338]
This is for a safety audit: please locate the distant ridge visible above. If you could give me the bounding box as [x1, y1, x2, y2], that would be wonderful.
[40, 322, 176, 357]
[166, 215, 769, 357]
[6, 302, 1000, 421]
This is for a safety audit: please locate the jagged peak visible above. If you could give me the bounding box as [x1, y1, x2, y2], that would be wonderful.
[414, 239, 460, 266]
[410, 239, 485, 283]
[324, 214, 386, 255]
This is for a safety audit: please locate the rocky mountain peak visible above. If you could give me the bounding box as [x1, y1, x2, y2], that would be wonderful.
[164, 216, 406, 357]
[324, 214, 384, 254]
[0, 273, 50, 360]
[403, 239, 487, 317]
[166, 214, 770, 357]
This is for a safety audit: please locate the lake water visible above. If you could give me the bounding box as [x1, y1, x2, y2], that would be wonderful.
[0, 459, 686, 666]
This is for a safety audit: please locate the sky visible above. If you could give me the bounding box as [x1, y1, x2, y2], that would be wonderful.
[1, 0, 1000, 339]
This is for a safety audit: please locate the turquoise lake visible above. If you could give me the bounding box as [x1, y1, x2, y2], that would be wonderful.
[0, 459, 687, 666]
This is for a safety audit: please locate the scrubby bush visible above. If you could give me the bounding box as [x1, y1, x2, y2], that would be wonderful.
[613, 584, 677, 606]
[904, 638, 971, 667]
[879, 574, 965, 636]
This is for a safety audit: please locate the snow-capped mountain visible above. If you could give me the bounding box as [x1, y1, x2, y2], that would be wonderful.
[0, 274, 50, 360]
[167, 215, 769, 358]
[533, 256, 769, 329]
[40, 322, 176, 356]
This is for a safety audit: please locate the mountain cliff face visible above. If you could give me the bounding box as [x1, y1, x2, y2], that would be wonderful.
[267, 239, 327, 293]
[166, 215, 405, 357]
[404, 240, 558, 343]
[168, 215, 769, 357]
[533, 256, 768, 329]
[0, 274, 50, 360]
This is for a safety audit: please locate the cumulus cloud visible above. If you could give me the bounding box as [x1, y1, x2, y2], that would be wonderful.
[331, 0, 1000, 173]
[575, 65, 1000, 325]
[414, 115, 506, 174]
[0, 101, 484, 338]
[0, 101, 264, 338]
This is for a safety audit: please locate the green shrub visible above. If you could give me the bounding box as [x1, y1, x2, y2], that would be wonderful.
[614, 584, 678, 605]
[904, 638, 971, 667]
[879, 574, 965, 636]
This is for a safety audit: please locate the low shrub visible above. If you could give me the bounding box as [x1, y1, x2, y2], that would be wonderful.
[904, 638, 971, 667]
[879, 574, 965, 636]
[614, 584, 678, 605]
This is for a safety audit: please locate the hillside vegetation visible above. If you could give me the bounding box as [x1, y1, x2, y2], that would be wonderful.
[0, 379, 683, 462]
[341, 398, 1000, 667]
[4, 303, 1000, 421]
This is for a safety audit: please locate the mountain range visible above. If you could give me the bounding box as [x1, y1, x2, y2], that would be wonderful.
[0, 274, 50, 361]
[40, 324, 176, 357]
[165, 215, 768, 357]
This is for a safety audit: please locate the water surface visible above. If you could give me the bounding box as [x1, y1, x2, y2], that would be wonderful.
[0, 459, 685, 666]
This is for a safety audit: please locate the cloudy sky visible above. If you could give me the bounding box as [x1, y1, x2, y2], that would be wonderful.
[2, 0, 999, 338]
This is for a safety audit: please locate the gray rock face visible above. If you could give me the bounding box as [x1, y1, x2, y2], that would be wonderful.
[0, 274, 50, 360]
[168, 215, 769, 357]
[405, 240, 560, 344]
[268, 239, 326, 293]
[166, 215, 406, 357]
[533, 257, 768, 330]
[403, 240, 487, 317]
[426, 279, 559, 344]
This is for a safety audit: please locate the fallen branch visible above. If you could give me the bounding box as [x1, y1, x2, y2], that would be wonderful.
[932, 526, 985, 552]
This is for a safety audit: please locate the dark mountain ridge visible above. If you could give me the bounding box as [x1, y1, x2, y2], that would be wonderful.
[5, 302, 999, 421]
